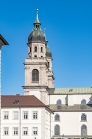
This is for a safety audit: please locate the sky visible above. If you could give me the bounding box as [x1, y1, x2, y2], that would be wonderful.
[0, 0, 92, 95]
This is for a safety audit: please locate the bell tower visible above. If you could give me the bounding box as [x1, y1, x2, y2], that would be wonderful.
[23, 9, 54, 104]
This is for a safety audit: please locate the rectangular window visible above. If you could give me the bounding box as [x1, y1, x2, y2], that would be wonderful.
[33, 111, 38, 119]
[4, 112, 9, 120]
[23, 111, 28, 119]
[23, 127, 28, 135]
[4, 127, 8, 135]
[14, 111, 18, 120]
[33, 127, 38, 135]
[13, 128, 18, 135]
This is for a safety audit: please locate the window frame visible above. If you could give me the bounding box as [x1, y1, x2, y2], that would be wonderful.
[32, 69, 39, 82]
[13, 111, 18, 120]
[55, 114, 60, 121]
[33, 127, 38, 135]
[81, 113, 87, 121]
[33, 111, 38, 120]
[54, 125, 60, 136]
[81, 99, 86, 104]
[23, 111, 28, 120]
[34, 46, 37, 52]
[13, 127, 18, 136]
[3, 111, 9, 120]
[23, 127, 28, 136]
[4, 127, 9, 136]
[81, 124, 87, 136]
[41, 47, 43, 52]
[56, 99, 62, 104]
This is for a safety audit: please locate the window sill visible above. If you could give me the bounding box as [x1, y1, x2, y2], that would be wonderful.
[80, 120, 87, 122]
[32, 81, 39, 83]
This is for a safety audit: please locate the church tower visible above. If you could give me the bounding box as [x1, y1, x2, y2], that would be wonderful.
[23, 9, 54, 104]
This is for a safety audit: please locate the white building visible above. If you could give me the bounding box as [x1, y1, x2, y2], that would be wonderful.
[1, 9, 92, 139]
[1, 95, 53, 139]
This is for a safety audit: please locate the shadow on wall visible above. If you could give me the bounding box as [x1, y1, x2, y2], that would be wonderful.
[87, 95, 92, 105]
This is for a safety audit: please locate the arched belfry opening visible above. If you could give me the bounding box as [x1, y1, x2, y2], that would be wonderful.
[32, 69, 39, 82]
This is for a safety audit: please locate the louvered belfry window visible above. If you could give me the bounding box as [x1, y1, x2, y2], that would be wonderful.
[32, 69, 39, 82]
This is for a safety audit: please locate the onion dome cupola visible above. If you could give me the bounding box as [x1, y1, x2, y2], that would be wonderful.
[46, 40, 52, 58]
[44, 31, 52, 58]
[28, 9, 46, 43]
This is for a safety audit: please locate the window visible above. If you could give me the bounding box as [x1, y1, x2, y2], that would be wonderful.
[34, 46, 37, 52]
[34, 55, 37, 57]
[4, 112, 8, 119]
[56, 99, 61, 104]
[13, 128, 18, 135]
[48, 62, 49, 68]
[81, 99, 86, 104]
[30, 47, 31, 52]
[14, 111, 18, 120]
[81, 125, 87, 136]
[81, 114, 87, 121]
[55, 114, 60, 121]
[33, 127, 38, 135]
[23, 127, 28, 135]
[4, 127, 8, 135]
[32, 69, 39, 82]
[54, 125, 60, 135]
[23, 111, 28, 119]
[41, 47, 43, 52]
[33, 111, 38, 119]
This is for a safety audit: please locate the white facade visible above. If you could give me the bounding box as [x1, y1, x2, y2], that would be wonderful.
[1, 107, 53, 139]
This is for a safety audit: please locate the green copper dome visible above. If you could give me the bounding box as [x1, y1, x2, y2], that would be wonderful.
[28, 30, 46, 43]
[28, 9, 46, 43]
[45, 40, 52, 58]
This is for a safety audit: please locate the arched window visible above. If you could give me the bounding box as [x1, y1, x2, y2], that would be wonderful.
[32, 69, 39, 82]
[81, 99, 86, 104]
[56, 99, 61, 104]
[81, 125, 87, 136]
[41, 47, 43, 52]
[54, 125, 60, 135]
[30, 47, 31, 52]
[81, 114, 87, 121]
[55, 114, 60, 121]
[34, 46, 37, 52]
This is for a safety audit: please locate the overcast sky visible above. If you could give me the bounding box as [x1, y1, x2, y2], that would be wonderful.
[1, 0, 92, 95]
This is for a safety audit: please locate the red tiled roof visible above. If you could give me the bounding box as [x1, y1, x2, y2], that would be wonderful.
[1, 95, 45, 107]
[1, 95, 53, 113]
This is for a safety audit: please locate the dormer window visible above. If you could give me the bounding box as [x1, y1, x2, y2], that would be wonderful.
[34, 46, 37, 52]
[41, 47, 43, 52]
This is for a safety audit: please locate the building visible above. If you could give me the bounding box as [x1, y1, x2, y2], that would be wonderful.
[1, 95, 53, 139]
[1, 9, 92, 139]
[0, 34, 8, 139]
